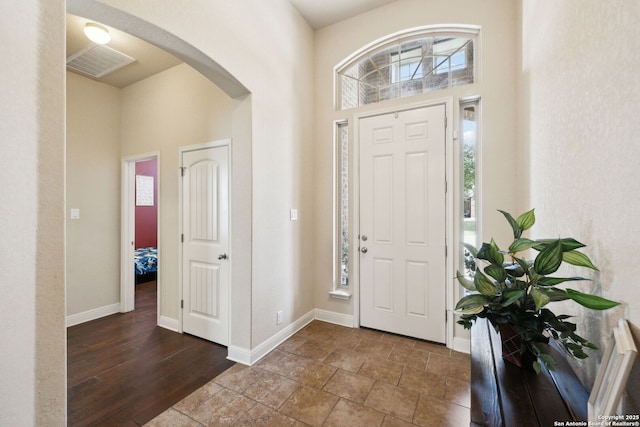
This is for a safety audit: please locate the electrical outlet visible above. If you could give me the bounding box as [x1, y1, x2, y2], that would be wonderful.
[276, 310, 283, 325]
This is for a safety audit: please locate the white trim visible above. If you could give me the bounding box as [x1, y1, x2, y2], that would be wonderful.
[120, 152, 160, 316]
[66, 303, 120, 327]
[452, 337, 470, 354]
[314, 308, 354, 328]
[178, 139, 232, 342]
[158, 315, 179, 332]
[353, 97, 455, 348]
[228, 310, 315, 366]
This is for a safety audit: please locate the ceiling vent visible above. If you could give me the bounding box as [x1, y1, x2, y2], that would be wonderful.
[66, 44, 135, 79]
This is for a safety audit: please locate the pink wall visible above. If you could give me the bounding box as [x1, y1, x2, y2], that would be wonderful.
[135, 159, 158, 248]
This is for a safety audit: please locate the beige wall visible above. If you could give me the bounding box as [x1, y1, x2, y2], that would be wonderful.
[120, 63, 234, 320]
[518, 0, 640, 409]
[66, 72, 121, 316]
[312, 0, 519, 343]
[0, 0, 66, 424]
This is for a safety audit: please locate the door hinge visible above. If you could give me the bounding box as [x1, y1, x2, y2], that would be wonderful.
[181, 234, 184, 243]
[180, 166, 186, 177]
[445, 245, 448, 257]
[181, 300, 184, 309]
[444, 115, 448, 129]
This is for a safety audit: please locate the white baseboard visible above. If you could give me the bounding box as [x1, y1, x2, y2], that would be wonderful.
[228, 310, 316, 366]
[314, 308, 354, 328]
[452, 336, 470, 354]
[66, 303, 120, 327]
[158, 315, 179, 332]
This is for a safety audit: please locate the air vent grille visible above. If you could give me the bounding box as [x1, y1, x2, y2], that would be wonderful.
[66, 44, 135, 78]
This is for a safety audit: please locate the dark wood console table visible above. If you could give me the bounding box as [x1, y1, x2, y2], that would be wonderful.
[471, 318, 589, 426]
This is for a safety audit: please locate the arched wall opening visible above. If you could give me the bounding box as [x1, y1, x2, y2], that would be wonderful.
[66, 0, 253, 351]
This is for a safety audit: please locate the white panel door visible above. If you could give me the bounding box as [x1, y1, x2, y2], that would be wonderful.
[182, 145, 229, 345]
[359, 105, 446, 343]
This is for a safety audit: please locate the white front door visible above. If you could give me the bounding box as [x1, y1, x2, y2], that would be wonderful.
[359, 105, 447, 343]
[181, 145, 229, 345]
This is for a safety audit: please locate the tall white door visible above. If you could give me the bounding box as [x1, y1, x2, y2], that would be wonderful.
[359, 105, 446, 343]
[182, 145, 229, 345]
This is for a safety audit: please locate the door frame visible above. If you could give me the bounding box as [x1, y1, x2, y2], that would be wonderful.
[178, 139, 232, 336]
[120, 151, 161, 319]
[353, 97, 456, 347]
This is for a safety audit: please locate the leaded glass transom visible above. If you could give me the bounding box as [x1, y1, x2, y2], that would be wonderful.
[337, 32, 476, 110]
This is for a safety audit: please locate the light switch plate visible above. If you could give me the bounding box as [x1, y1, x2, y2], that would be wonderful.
[290, 209, 298, 221]
[70, 208, 80, 220]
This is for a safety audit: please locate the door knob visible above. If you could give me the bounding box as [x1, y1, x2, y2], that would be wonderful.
[218, 253, 228, 260]
[361, 247, 368, 254]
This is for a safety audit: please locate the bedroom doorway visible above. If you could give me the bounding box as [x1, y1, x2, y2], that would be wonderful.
[121, 152, 160, 315]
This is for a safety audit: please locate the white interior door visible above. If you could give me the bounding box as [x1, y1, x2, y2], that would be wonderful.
[359, 105, 447, 343]
[182, 145, 229, 345]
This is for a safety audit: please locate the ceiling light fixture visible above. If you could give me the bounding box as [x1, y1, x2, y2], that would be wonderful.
[84, 22, 111, 45]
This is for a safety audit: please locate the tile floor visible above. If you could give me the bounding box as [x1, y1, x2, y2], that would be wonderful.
[145, 320, 470, 427]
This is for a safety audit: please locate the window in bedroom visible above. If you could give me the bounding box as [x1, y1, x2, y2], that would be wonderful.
[337, 27, 478, 110]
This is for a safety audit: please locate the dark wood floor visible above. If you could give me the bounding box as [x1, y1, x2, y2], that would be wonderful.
[67, 280, 234, 426]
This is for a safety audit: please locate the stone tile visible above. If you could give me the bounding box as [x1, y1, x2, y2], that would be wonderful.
[324, 330, 361, 349]
[174, 380, 224, 414]
[444, 376, 471, 408]
[398, 366, 446, 399]
[363, 381, 419, 422]
[144, 408, 201, 427]
[323, 369, 375, 404]
[352, 327, 384, 341]
[186, 388, 256, 426]
[256, 349, 307, 378]
[380, 333, 416, 348]
[324, 348, 367, 372]
[388, 346, 429, 370]
[414, 340, 451, 357]
[243, 369, 301, 409]
[358, 357, 404, 385]
[381, 415, 414, 427]
[213, 364, 265, 393]
[289, 357, 337, 388]
[279, 386, 339, 427]
[427, 353, 470, 381]
[278, 335, 307, 353]
[353, 338, 394, 359]
[413, 395, 470, 427]
[234, 403, 296, 427]
[323, 399, 385, 427]
[290, 338, 335, 361]
[451, 349, 471, 361]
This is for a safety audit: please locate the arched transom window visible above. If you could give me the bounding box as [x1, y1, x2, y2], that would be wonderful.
[337, 27, 478, 110]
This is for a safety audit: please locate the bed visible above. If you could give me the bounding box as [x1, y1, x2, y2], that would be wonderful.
[134, 246, 157, 284]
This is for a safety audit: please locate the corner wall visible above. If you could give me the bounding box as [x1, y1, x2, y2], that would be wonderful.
[0, 1, 66, 424]
[518, 0, 640, 411]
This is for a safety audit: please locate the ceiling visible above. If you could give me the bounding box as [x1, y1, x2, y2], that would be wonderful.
[66, 1, 396, 88]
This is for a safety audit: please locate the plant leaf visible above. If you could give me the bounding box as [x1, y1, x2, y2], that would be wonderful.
[485, 264, 507, 283]
[455, 294, 492, 314]
[530, 287, 551, 310]
[543, 287, 570, 302]
[499, 210, 522, 239]
[536, 276, 588, 286]
[534, 239, 563, 275]
[456, 271, 476, 292]
[516, 209, 536, 231]
[476, 239, 504, 266]
[474, 271, 499, 296]
[501, 289, 525, 306]
[509, 238, 536, 254]
[566, 288, 620, 310]
[563, 251, 599, 271]
[533, 238, 586, 252]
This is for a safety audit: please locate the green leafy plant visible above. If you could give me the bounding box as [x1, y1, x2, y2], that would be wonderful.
[455, 209, 620, 373]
